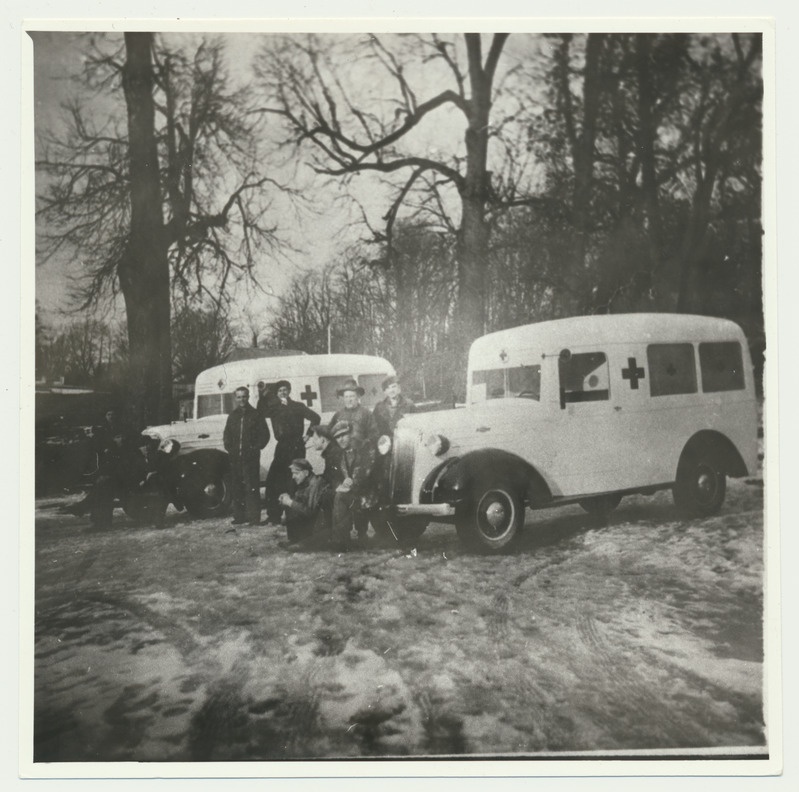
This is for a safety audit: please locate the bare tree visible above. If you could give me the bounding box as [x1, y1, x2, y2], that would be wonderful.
[171, 304, 236, 383]
[254, 33, 514, 353]
[37, 33, 288, 425]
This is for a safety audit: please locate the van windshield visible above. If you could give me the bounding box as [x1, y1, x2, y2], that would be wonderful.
[472, 365, 541, 400]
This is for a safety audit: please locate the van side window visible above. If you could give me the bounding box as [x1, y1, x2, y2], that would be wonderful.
[472, 369, 506, 399]
[559, 352, 609, 407]
[222, 392, 237, 414]
[358, 374, 390, 408]
[472, 365, 541, 401]
[197, 394, 222, 418]
[647, 344, 697, 397]
[319, 376, 352, 413]
[699, 342, 745, 392]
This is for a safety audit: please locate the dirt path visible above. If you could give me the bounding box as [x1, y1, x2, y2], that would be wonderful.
[32, 479, 766, 762]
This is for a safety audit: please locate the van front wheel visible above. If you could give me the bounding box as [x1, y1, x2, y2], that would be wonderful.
[456, 483, 524, 553]
[673, 452, 726, 516]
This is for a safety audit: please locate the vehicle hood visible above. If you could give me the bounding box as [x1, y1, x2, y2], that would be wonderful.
[397, 399, 540, 437]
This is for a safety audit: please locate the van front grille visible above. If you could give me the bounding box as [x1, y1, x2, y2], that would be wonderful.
[390, 429, 416, 504]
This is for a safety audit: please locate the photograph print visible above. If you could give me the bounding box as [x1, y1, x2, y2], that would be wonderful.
[28, 24, 774, 772]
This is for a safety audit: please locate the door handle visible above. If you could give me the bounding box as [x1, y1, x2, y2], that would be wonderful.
[614, 406, 622, 412]
[198, 433, 210, 438]
[476, 426, 491, 433]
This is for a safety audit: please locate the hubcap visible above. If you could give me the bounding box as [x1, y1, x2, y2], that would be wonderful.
[485, 500, 507, 529]
[204, 482, 220, 501]
[696, 467, 717, 503]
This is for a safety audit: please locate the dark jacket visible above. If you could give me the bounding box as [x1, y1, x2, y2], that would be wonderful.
[328, 404, 378, 445]
[321, 440, 345, 489]
[223, 404, 270, 457]
[284, 473, 328, 522]
[339, 438, 376, 497]
[372, 395, 416, 437]
[258, 396, 320, 444]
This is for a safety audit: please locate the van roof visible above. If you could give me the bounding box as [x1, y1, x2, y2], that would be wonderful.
[195, 353, 395, 389]
[470, 314, 746, 361]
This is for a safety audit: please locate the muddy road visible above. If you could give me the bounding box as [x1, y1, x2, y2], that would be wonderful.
[32, 477, 767, 763]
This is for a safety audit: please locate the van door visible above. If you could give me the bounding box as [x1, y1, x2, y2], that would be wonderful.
[548, 348, 623, 495]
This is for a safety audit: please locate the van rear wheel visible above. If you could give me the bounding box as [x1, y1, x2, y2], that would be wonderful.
[456, 482, 523, 554]
[673, 451, 726, 516]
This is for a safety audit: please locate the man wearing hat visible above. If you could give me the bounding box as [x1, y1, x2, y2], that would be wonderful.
[372, 375, 416, 437]
[278, 458, 329, 545]
[258, 379, 321, 525]
[330, 420, 376, 550]
[308, 424, 344, 537]
[328, 378, 378, 447]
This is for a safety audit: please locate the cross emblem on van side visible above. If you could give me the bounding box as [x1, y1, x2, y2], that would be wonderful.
[622, 358, 646, 389]
[300, 384, 318, 407]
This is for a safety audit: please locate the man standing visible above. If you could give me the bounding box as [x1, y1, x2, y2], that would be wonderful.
[371, 376, 416, 540]
[372, 375, 416, 437]
[330, 420, 376, 551]
[223, 386, 270, 526]
[278, 458, 329, 545]
[328, 379, 378, 446]
[258, 379, 321, 525]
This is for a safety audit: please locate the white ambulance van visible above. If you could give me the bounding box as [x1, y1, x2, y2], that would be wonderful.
[143, 353, 394, 517]
[383, 314, 758, 552]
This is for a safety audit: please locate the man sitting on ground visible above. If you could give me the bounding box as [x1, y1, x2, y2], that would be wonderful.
[278, 458, 329, 546]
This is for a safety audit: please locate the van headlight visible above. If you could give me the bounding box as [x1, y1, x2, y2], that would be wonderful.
[160, 438, 181, 456]
[377, 434, 392, 456]
[425, 433, 450, 456]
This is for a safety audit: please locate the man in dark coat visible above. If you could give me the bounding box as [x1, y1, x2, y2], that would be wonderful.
[372, 375, 416, 437]
[308, 424, 344, 535]
[330, 420, 376, 550]
[328, 379, 378, 447]
[223, 386, 270, 525]
[258, 379, 321, 524]
[88, 431, 148, 530]
[278, 458, 329, 545]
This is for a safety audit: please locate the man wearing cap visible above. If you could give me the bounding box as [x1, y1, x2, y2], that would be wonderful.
[258, 379, 321, 525]
[330, 420, 376, 550]
[223, 386, 271, 525]
[278, 458, 329, 545]
[372, 376, 416, 437]
[328, 379, 378, 447]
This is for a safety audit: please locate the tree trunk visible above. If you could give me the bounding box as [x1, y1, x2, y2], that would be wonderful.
[571, 34, 604, 284]
[119, 32, 172, 428]
[635, 33, 663, 292]
[453, 34, 506, 355]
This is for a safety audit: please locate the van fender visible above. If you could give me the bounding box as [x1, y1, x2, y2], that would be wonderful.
[421, 449, 552, 508]
[678, 430, 749, 479]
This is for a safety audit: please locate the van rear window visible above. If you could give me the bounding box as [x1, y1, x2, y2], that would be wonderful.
[647, 344, 697, 396]
[699, 342, 745, 392]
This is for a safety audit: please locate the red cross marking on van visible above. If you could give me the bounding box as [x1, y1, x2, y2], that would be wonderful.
[300, 384, 318, 407]
[622, 358, 646, 390]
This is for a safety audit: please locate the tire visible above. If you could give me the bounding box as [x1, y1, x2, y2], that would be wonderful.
[183, 470, 233, 518]
[389, 516, 428, 546]
[579, 493, 622, 517]
[672, 450, 726, 516]
[455, 482, 524, 553]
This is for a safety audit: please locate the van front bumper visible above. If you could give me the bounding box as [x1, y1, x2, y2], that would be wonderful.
[395, 503, 456, 517]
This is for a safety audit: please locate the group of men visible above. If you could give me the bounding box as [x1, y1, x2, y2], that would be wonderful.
[224, 375, 415, 551]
